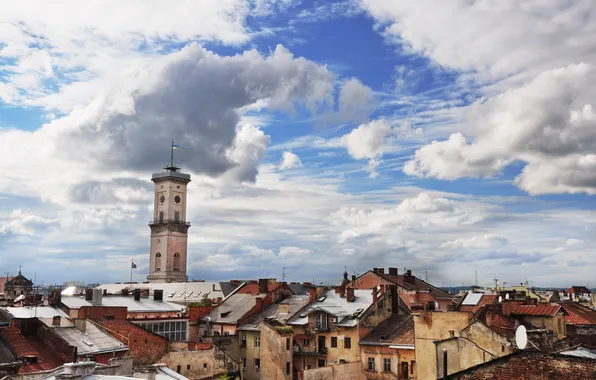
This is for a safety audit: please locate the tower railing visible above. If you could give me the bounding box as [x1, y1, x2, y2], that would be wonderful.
[149, 219, 191, 226]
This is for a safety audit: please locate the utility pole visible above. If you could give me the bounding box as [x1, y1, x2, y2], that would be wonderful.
[425, 271, 428, 282]
[493, 278, 499, 291]
[474, 266, 478, 286]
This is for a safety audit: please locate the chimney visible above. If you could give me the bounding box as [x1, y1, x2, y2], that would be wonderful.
[92, 289, 102, 306]
[74, 319, 87, 333]
[122, 288, 129, 296]
[346, 288, 355, 302]
[377, 268, 385, 275]
[404, 270, 415, 285]
[154, 289, 163, 301]
[52, 316, 61, 326]
[389, 267, 398, 276]
[217, 297, 222, 305]
[133, 289, 141, 301]
[340, 286, 345, 298]
[372, 288, 378, 303]
[85, 289, 93, 301]
[310, 287, 317, 302]
[390, 285, 399, 314]
[335, 286, 342, 294]
[258, 279, 268, 294]
[373, 268, 378, 274]
[255, 297, 263, 310]
[352, 275, 356, 282]
[212, 283, 216, 291]
[449, 330, 455, 338]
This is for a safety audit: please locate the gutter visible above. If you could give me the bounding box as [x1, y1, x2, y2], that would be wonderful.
[389, 344, 415, 350]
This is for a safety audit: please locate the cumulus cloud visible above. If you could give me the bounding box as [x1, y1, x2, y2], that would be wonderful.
[0, 210, 58, 236]
[340, 119, 392, 177]
[279, 151, 304, 170]
[404, 64, 596, 194]
[440, 235, 508, 250]
[337, 78, 375, 123]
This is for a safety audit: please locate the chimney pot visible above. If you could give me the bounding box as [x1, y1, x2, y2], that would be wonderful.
[373, 268, 378, 274]
[406, 269, 412, 276]
[258, 279, 268, 294]
[133, 289, 141, 301]
[351, 275, 356, 282]
[154, 289, 163, 301]
[310, 287, 317, 302]
[212, 283, 216, 291]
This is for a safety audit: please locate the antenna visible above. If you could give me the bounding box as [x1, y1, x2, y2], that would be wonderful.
[515, 325, 527, 349]
[425, 271, 428, 282]
[493, 278, 499, 291]
[474, 266, 478, 286]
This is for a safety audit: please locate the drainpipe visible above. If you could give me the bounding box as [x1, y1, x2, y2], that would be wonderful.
[443, 349, 448, 380]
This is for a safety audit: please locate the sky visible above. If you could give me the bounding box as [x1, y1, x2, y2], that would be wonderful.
[0, 1, 594, 288]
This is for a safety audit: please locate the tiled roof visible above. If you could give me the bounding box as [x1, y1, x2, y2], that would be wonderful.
[0, 326, 63, 373]
[360, 314, 414, 346]
[459, 295, 498, 313]
[235, 282, 281, 296]
[0, 334, 19, 366]
[237, 295, 310, 331]
[502, 303, 562, 317]
[568, 286, 591, 294]
[377, 272, 453, 299]
[560, 303, 596, 325]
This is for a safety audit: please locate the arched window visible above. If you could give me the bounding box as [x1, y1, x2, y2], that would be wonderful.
[173, 252, 180, 271]
[155, 252, 162, 272]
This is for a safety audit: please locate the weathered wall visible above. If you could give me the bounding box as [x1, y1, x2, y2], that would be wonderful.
[413, 312, 471, 380]
[522, 314, 566, 340]
[449, 352, 596, 379]
[567, 324, 596, 348]
[302, 362, 364, 380]
[100, 320, 168, 366]
[260, 323, 292, 380]
[159, 348, 222, 380]
[239, 330, 261, 380]
[79, 306, 128, 321]
[360, 345, 416, 379]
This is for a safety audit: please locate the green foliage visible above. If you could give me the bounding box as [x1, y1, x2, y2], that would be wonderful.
[187, 294, 213, 307]
[217, 371, 235, 380]
[274, 325, 294, 334]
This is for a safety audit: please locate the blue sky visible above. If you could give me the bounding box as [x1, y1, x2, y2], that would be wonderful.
[0, 0, 595, 288]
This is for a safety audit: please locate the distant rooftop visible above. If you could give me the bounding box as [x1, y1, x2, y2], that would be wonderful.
[237, 294, 310, 332]
[61, 295, 184, 313]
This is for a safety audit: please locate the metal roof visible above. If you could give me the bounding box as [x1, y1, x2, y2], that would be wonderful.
[237, 295, 310, 331]
[204, 293, 257, 324]
[96, 282, 234, 303]
[52, 322, 127, 355]
[461, 293, 483, 306]
[288, 289, 374, 328]
[1, 307, 69, 319]
[61, 296, 184, 313]
[559, 347, 596, 359]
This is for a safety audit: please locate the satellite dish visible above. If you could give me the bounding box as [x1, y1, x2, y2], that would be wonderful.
[376, 285, 381, 291]
[515, 325, 527, 350]
[505, 293, 510, 300]
[498, 296, 503, 303]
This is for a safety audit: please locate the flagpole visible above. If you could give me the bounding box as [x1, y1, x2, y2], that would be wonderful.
[130, 260, 133, 283]
[170, 140, 174, 167]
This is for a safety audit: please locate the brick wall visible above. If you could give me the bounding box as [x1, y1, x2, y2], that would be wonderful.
[450, 351, 596, 380]
[99, 320, 167, 366]
[187, 306, 214, 322]
[567, 324, 596, 348]
[79, 306, 128, 321]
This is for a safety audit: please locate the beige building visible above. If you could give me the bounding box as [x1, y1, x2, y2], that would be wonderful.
[147, 162, 191, 283]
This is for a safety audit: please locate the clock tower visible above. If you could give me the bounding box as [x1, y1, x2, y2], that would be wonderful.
[147, 146, 191, 283]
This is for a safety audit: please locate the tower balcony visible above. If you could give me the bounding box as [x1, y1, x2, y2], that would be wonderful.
[149, 219, 191, 226]
[149, 219, 191, 234]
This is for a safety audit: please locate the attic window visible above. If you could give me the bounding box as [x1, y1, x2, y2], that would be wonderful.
[221, 311, 231, 318]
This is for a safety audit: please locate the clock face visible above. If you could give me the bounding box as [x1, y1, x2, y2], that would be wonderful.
[175, 195, 181, 204]
[159, 195, 165, 203]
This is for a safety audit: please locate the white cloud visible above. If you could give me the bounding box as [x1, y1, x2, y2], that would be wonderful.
[340, 119, 392, 177]
[337, 78, 375, 123]
[279, 151, 303, 170]
[440, 235, 508, 250]
[0, 210, 58, 236]
[404, 64, 596, 194]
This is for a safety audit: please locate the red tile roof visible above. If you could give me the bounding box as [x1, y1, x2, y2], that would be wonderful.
[458, 295, 498, 314]
[560, 303, 596, 325]
[360, 315, 414, 346]
[0, 327, 63, 373]
[502, 303, 562, 317]
[236, 282, 282, 296]
[378, 273, 453, 299]
[567, 286, 591, 294]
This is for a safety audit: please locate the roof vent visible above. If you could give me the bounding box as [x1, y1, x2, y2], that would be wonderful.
[317, 296, 326, 302]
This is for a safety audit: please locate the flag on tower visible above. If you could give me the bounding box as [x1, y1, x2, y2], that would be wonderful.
[172, 144, 180, 150]
[131, 261, 137, 269]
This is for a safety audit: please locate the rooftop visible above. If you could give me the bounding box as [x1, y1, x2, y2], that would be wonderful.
[502, 303, 562, 317]
[560, 303, 596, 325]
[0, 334, 20, 367]
[61, 296, 184, 313]
[288, 289, 374, 328]
[0, 326, 63, 373]
[237, 295, 311, 331]
[51, 320, 128, 355]
[360, 314, 414, 347]
[204, 293, 259, 324]
[1, 307, 69, 320]
[96, 281, 236, 304]
[458, 294, 498, 313]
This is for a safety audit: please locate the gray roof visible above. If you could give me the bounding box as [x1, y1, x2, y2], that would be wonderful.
[204, 294, 258, 324]
[559, 347, 596, 359]
[0, 335, 19, 366]
[61, 296, 184, 313]
[1, 306, 69, 319]
[52, 321, 127, 355]
[238, 295, 311, 331]
[288, 289, 374, 328]
[96, 282, 231, 304]
[42, 363, 188, 380]
[287, 283, 310, 295]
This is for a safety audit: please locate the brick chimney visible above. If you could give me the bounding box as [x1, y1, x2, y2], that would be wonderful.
[389, 267, 398, 276]
[372, 288, 378, 303]
[340, 286, 345, 298]
[404, 269, 415, 285]
[133, 289, 141, 301]
[154, 289, 163, 301]
[390, 285, 399, 314]
[310, 287, 317, 302]
[377, 268, 385, 275]
[85, 289, 93, 301]
[52, 316, 61, 326]
[346, 288, 355, 302]
[258, 279, 268, 294]
[74, 318, 87, 333]
[255, 297, 263, 310]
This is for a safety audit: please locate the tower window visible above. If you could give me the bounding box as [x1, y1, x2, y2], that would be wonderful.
[175, 195, 181, 203]
[175, 211, 180, 222]
[159, 212, 164, 223]
[155, 252, 162, 272]
[173, 253, 180, 271]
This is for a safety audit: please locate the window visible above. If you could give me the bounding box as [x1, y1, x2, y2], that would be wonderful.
[173, 253, 181, 271]
[254, 336, 261, 347]
[411, 361, 415, 375]
[383, 358, 391, 373]
[175, 211, 180, 222]
[558, 318, 562, 333]
[243, 357, 246, 368]
[286, 338, 291, 350]
[241, 336, 247, 347]
[344, 337, 351, 349]
[331, 337, 337, 348]
[187, 365, 190, 370]
[339, 359, 347, 364]
[254, 358, 260, 371]
[318, 359, 325, 368]
[159, 211, 164, 223]
[176, 366, 181, 374]
[316, 313, 328, 330]
[367, 357, 375, 371]
[155, 252, 162, 272]
[286, 362, 290, 375]
[204, 363, 207, 369]
[303, 339, 310, 346]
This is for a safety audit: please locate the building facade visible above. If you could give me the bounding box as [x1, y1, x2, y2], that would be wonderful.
[4, 269, 33, 299]
[147, 164, 191, 283]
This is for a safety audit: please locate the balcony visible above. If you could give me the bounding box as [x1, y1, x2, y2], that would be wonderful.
[149, 219, 191, 226]
[293, 346, 327, 356]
